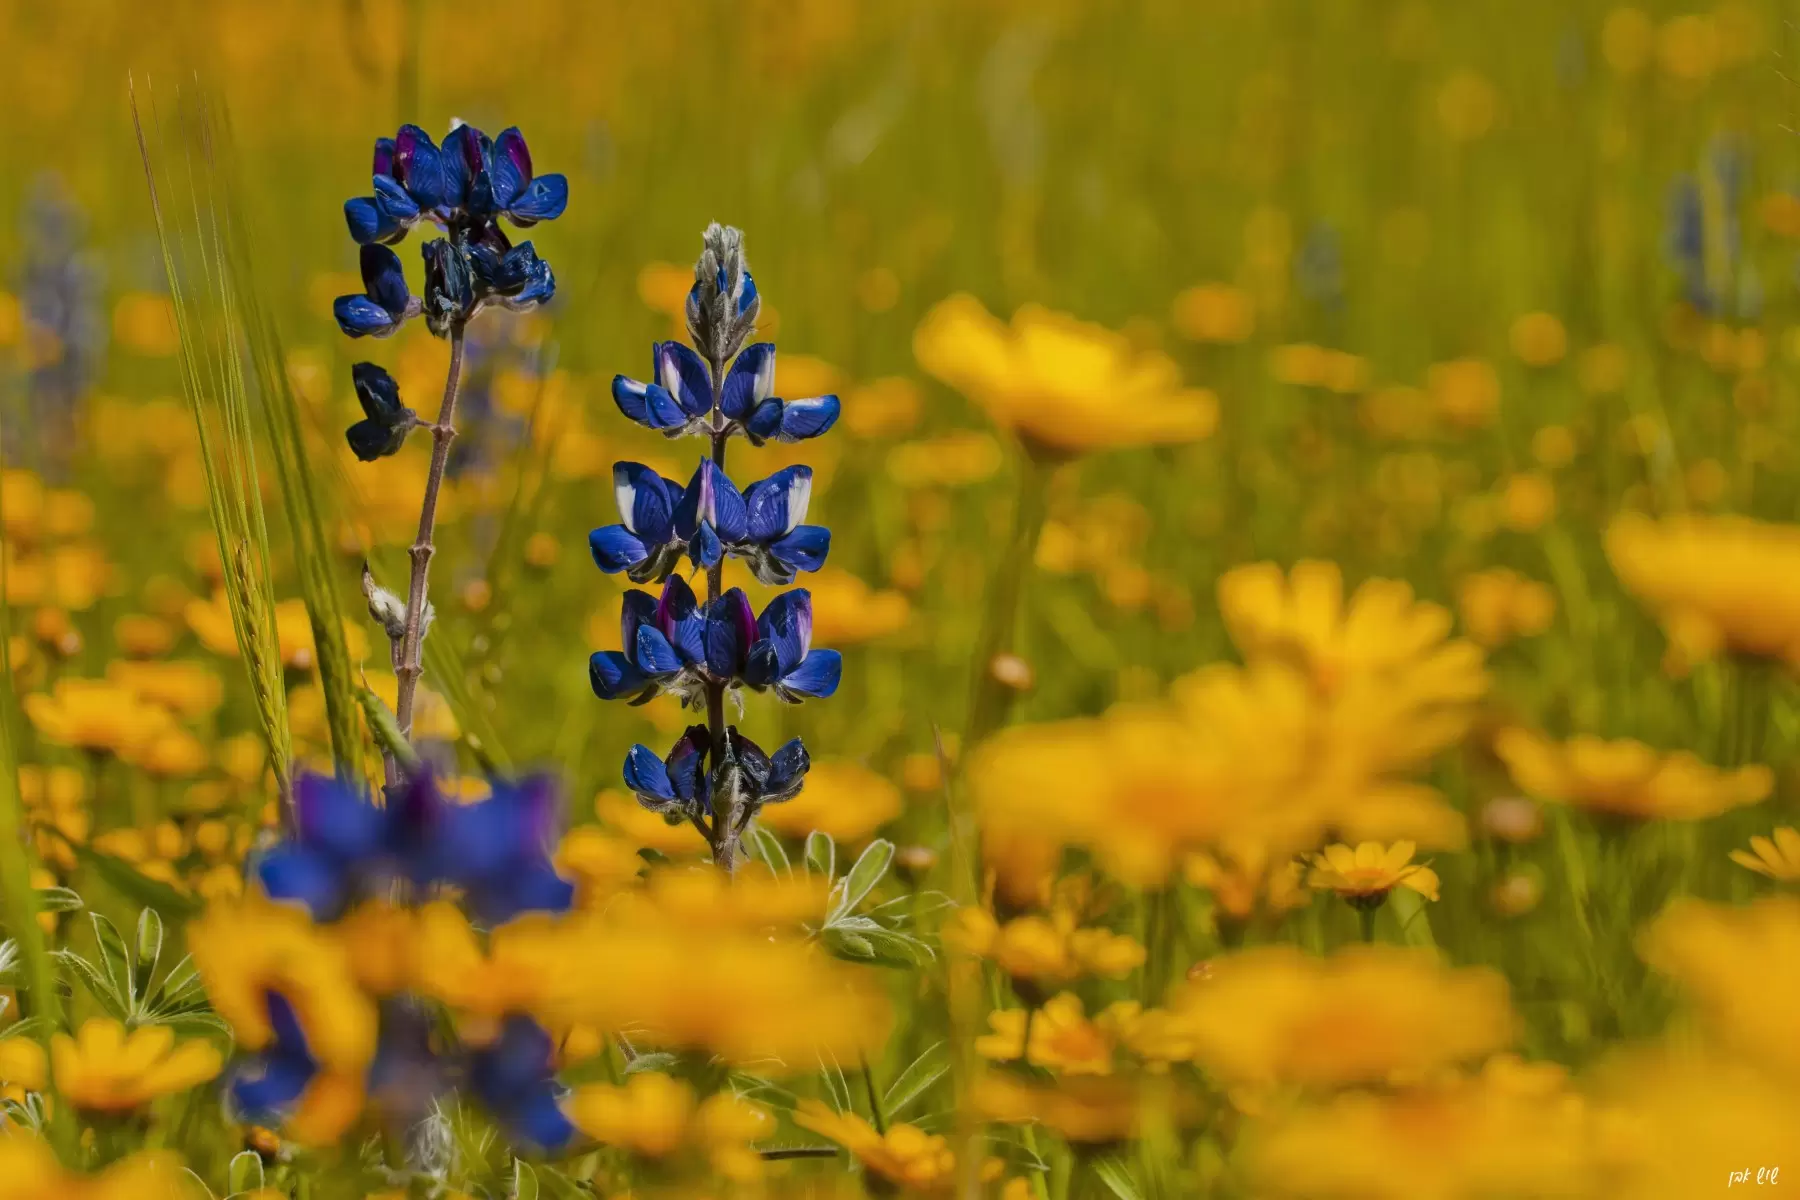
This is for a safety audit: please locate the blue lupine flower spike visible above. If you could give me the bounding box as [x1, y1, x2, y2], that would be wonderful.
[333, 244, 419, 338]
[345, 363, 419, 462]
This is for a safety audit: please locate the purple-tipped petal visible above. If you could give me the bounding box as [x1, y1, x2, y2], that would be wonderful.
[488, 127, 532, 209]
[393, 124, 446, 209]
[780, 649, 842, 700]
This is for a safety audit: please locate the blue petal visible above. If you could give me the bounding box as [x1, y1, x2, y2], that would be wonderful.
[372, 174, 421, 228]
[656, 342, 714, 418]
[589, 651, 648, 701]
[372, 137, 396, 179]
[394, 124, 447, 209]
[292, 775, 385, 861]
[745, 396, 785, 443]
[744, 465, 812, 542]
[778, 395, 841, 441]
[488, 127, 531, 210]
[232, 1052, 317, 1119]
[623, 744, 676, 800]
[688, 523, 722, 570]
[589, 525, 648, 574]
[468, 864, 573, 924]
[782, 649, 842, 699]
[656, 576, 706, 665]
[635, 625, 683, 676]
[672, 458, 709, 541]
[346, 418, 406, 461]
[758, 589, 813, 673]
[736, 268, 759, 316]
[508, 175, 568, 225]
[770, 524, 831, 573]
[351, 362, 405, 421]
[620, 590, 658, 660]
[615, 461, 673, 542]
[344, 196, 395, 246]
[705, 590, 755, 677]
[255, 848, 346, 919]
[668, 729, 710, 807]
[361, 244, 411, 317]
[334, 295, 398, 338]
[744, 640, 781, 689]
[708, 465, 750, 545]
[721, 343, 775, 421]
[765, 737, 812, 796]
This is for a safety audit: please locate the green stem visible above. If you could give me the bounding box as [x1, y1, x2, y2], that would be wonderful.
[964, 452, 1053, 746]
[1356, 903, 1380, 945]
[859, 1053, 887, 1136]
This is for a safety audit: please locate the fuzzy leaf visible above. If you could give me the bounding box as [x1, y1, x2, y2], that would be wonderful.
[90, 914, 135, 1010]
[804, 830, 835, 881]
[829, 839, 894, 921]
[54, 950, 129, 1020]
[512, 1160, 540, 1200]
[883, 1042, 950, 1119]
[228, 1150, 265, 1194]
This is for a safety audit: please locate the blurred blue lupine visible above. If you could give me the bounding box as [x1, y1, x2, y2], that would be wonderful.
[238, 769, 576, 1148]
[589, 225, 840, 863]
[16, 174, 104, 474]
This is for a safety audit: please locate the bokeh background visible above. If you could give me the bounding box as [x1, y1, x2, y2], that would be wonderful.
[4, 1, 1800, 1194]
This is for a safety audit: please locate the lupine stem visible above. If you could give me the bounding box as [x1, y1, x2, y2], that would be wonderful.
[963, 451, 1052, 747]
[705, 364, 737, 871]
[387, 321, 466, 789]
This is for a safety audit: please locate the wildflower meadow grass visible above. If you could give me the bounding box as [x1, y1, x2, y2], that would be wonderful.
[1, 1, 1800, 1197]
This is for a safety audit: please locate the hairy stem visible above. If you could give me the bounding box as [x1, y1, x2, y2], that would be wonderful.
[388, 322, 466, 787]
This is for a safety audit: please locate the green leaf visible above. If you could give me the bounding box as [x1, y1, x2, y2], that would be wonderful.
[882, 1042, 949, 1119]
[55, 950, 129, 1021]
[745, 824, 791, 876]
[90, 914, 135, 1011]
[357, 686, 422, 775]
[512, 1159, 540, 1200]
[804, 830, 835, 881]
[623, 1051, 681, 1076]
[1089, 1155, 1146, 1200]
[824, 929, 875, 959]
[729, 1072, 800, 1113]
[157, 1012, 232, 1041]
[66, 841, 201, 920]
[32, 887, 83, 914]
[227, 1149, 265, 1194]
[148, 957, 204, 1012]
[830, 839, 894, 920]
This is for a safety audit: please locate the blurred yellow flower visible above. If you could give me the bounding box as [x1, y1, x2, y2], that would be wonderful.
[112, 292, 179, 357]
[1606, 513, 1800, 675]
[1498, 471, 1556, 532]
[806, 566, 912, 644]
[51, 1018, 222, 1112]
[1427, 358, 1500, 429]
[1171, 282, 1256, 344]
[554, 828, 645, 908]
[1241, 1076, 1593, 1199]
[887, 430, 1004, 488]
[114, 613, 178, 658]
[973, 1073, 1196, 1143]
[1183, 840, 1309, 922]
[1307, 841, 1440, 907]
[976, 993, 1125, 1075]
[106, 660, 223, 720]
[24, 677, 174, 759]
[185, 591, 369, 671]
[1588, 1050, 1800, 1198]
[795, 1100, 985, 1192]
[943, 906, 1144, 987]
[1218, 560, 1488, 731]
[187, 901, 376, 1144]
[594, 787, 706, 857]
[1509, 312, 1567, 366]
[0, 1136, 193, 1200]
[1640, 896, 1800, 1077]
[1163, 945, 1516, 1088]
[1730, 827, 1800, 881]
[566, 1072, 770, 1181]
[914, 294, 1217, 457]
[1456, 567, 1556, 648]
[1602, 7, 1655, 75]
[843, 376, 923, 440]
[1578, 343, 1631, 395]
[1437, 70, 1498, 141]
[1658, 13, 1719, 81]
[754, 758, 902, 843]
[1495, 728, 1771, 821]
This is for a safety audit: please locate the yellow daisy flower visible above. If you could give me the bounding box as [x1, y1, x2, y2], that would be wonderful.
[1495, 728, 1771, 821]
[1307, 841, 1440, 909]
[51, 1018, 223, 1112]
[1730, 827, 1800, 881]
